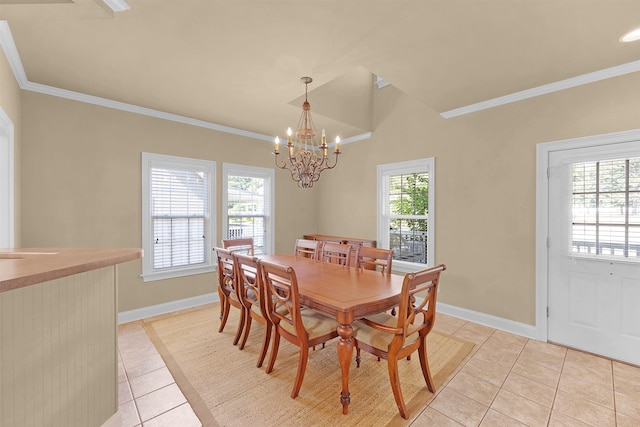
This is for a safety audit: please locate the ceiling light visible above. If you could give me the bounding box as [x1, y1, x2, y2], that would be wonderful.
[273, 77, 341, 189]
[620, 28, 640, 43]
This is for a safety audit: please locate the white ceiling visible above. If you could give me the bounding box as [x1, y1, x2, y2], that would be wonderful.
[1, 0, 639, 142]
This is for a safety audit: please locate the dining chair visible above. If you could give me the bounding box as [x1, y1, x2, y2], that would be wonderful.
[214, 247, 245, 345]
[355, 246, 393, 274]
[321, 242, 353, 266]
[234, 252, 272, 368]
[355, 246, 398, 314]
[352, 264, 446, 419]
[293, 238, 322, 260]
[258, 259, 339, 398]
[222, 237, 254, 256]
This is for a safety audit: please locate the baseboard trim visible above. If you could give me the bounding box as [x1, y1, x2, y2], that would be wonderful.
[437, 302, 538, 339]
[118, 293, 538, 340]
[118, 293, 219, 324]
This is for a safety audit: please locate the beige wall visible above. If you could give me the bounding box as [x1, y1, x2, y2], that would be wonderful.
[19, 72, 640, 323]
[20, 92, 318, 312]
[316, 72, 640, 325]
[0, 43, 21, 247]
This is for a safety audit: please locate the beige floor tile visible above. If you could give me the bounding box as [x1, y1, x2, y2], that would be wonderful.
[473, 343, 522, 369]
[553, 390, 615, 427]
[480, 408, 528, 426]
[489, 330, 528, 346]
[511, 357, 561, 388]
[613, 361, 640, 382]
[548, 410, 593, 426]
[502, 372, 556, 408]
[141, 402, 201, 427]
[453, 323, 495, 346]
[615, 391, 640, 419]
[434, 314, 467, 335]
[446, 371, 500, 406]
[565, 349, 612, 373]
[460, 356, 511, 388]
[130, 367, 176, 398]
[118, 399, 141, 427]
[118, 361, 128, 384]
[124, 353, 167, 380]
[517, 345, 565, 372]
[490, 389, 551, 427]
[557, 371, 614, 408]
[119, 339, 160, 365]
[118, 379, 134, 405]
[615, 375, 640, 398]
[524, 340, 567, 358]
[429, 388, 488, 427]
[561, 360, 613, 388]
[135, 383, 188, 422]
[616, 411, 640, 427]
[411, 406, 464, 426]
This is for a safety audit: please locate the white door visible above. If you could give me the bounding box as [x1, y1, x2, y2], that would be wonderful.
[547, 141, 640, 365]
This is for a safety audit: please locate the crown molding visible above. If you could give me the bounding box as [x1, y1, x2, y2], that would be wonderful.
[0, 21, 28, 87]
[441, 60, 640, 119]
[341, 132, 373, 145]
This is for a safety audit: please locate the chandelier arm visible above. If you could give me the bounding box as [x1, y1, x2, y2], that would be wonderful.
[274, 76, 342, 188]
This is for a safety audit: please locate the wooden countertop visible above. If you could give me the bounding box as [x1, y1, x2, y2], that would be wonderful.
[0, 248, 143, 292]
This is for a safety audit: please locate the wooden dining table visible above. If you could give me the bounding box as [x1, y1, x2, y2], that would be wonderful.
[259, 254, 406, 415]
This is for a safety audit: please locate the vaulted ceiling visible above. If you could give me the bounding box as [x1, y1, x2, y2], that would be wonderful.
[1, 0, 639, 142]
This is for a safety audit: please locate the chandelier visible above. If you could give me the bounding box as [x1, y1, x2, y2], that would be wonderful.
[273, 77, 340, 188]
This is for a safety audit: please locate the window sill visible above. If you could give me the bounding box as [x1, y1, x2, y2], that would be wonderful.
[141, 264, 215, 282]
[392, 260, 433, 274]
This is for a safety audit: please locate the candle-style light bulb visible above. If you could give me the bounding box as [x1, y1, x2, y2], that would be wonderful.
[287, 127, 292, 141]
[335, 136, 340, 153]
[274, 136, 279, 153]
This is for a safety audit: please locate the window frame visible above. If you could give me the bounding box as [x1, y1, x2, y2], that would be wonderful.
[141, 152, 216, 282]
[377, 158, 435, 273]
[222, 163, 275, 255]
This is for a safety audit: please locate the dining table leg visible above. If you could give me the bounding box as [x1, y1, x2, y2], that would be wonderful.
[337, 323, 354, 414]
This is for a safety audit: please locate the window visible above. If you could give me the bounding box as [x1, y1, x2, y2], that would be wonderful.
[377, 158, 435, 272]
[572, 156, 640, 259]
[222, 163, 274, 255]
[141, 153, 216, 281]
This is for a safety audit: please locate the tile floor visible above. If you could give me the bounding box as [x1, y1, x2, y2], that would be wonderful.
[116, 306, 640, 426]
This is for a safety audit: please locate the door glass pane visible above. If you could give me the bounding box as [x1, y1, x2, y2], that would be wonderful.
[571, 157, 640, 259]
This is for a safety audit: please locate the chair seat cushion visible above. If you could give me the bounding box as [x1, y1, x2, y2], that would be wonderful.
[280, 309, 338, 340]
[353, 313, 398, 350]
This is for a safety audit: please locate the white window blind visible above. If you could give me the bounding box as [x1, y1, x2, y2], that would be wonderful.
[151, 167, 207, 268]
[142, 153, 216, 281]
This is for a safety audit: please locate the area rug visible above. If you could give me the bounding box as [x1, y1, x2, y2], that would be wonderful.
[144, 304, 474, 427]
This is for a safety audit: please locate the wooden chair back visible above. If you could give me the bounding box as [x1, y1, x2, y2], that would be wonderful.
[222, 237, 255, 256]
[294, 238, 322, 260]
[355, 246, 393, 273]
[234, 252, 265, 317]
[213, 247, 245, 344]
[321, 242, 352, 266]
[234, 252, 271, 367]
[259, 260, 305, 345]
[395, 264, 444, 339]
[215, 247, 238, 301]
